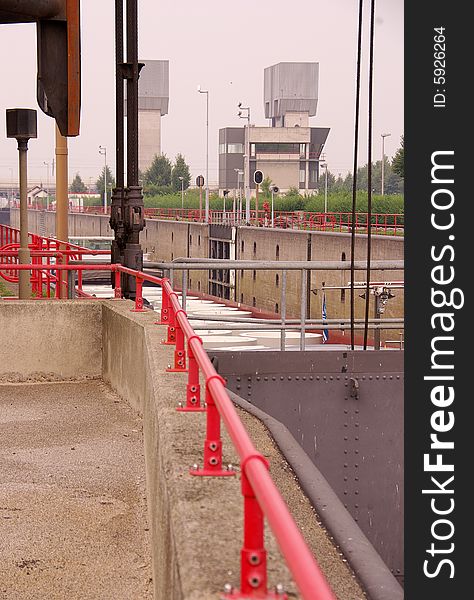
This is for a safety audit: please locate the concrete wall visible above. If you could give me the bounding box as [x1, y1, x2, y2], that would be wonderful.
[102, 301, 364, 599]
[13, 209, 404, 343]
[0, 299, 366, 598]
[0, 301, 102, 381]
[139, 110, 162, 173]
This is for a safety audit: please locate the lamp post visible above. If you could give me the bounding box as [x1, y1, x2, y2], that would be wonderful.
[43, 161, 50, 210]
[99, 145, 107, 212]
[237, 103, 251, 224]
[320, 162, 328, 214]
[179, 176, 184, 209]
[6, 108, 37, 299]
[270, 185, 279, 228]
[9, 167, 13, 207]
[234, 168, 243, 224]
[381, 133, 391, 195]
[197, 86, 209, 223]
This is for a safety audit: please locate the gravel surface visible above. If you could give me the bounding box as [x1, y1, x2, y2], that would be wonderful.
[0, 380, 152, 600]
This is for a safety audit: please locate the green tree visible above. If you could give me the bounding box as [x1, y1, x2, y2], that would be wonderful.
[171, 153, 191, 191]
[260, 176, 273, 197]
[144, 154, 172, 187]
[70, 172, 87, 193]
[392, 136, 404, 179]
[96, 165, 116, 201]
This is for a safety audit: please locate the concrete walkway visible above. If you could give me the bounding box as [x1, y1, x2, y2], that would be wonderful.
[0, 380, 152, 600]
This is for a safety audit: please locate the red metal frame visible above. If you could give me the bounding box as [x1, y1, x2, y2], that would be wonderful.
[16, 207, 405, 235]
[1, 232, 337, 600]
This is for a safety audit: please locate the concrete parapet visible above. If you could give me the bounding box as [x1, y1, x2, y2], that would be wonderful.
[0, 298, 366, 598]
[0, 300, 102, 381]
[101, 300, 365, 599]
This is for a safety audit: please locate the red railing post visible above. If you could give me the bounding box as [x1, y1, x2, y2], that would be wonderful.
[190, 376, 235, 477]
[158, 279, 171, 325]
[78, 253, 84, 291]
[54, 256, 62, 298]
[114, 269, 122, 298]
[166, 310, 187, 372]
[240, 460, 269, 597]
[162, 290, 177, 345]
[131, 276, 146, 312]
[177, 336, 206, 412]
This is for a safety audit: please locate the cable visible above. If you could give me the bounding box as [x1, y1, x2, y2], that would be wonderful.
[363, 0, 376, 349]
[350, 0, 364, 350]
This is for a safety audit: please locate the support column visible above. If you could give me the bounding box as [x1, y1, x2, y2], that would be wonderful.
[18, 140, 31, 299]
[55, 123, 68, 298]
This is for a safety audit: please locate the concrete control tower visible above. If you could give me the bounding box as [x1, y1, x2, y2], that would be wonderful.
[264, 62, 318, 128]
[137, 60, 169, 173]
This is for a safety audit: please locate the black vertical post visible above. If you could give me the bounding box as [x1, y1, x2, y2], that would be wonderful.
[122, 0, 144, 298]
[110, 0, 125, 288]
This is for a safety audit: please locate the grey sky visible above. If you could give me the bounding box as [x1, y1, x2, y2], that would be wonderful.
[0, 0, 403, 188]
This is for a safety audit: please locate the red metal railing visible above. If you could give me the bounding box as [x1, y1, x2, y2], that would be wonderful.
[18, 205, 404, 235]
[142, 208, 404, 235]
[1, 252, 336, 599]
[0, 224, 109, 298]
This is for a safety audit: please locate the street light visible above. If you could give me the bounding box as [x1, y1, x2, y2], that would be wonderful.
[43, 161, 50, 210]
[234, 168, 244, 224]
[197, 85, 209, 223]
[381, 133, 391, 195]
[238, 103, 251, 224]
[179, 176, 184, 209]
[99, 145, 107, 212]
[270, 185, 279, 227]
[320, 162, 328, 214]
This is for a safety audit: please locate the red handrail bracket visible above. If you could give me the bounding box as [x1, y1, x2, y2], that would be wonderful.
[190, 376, 236, 477]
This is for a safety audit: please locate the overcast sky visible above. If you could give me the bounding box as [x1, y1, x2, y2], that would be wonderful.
[0, 0, 403, 188]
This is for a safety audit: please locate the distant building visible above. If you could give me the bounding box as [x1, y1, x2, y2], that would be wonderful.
[219, 62, 330, 194]
[134, 59, 169, 173]
[27, 185, 48, 206]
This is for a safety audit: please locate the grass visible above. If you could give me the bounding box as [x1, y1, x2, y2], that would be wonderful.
[0, 280, 14, 297]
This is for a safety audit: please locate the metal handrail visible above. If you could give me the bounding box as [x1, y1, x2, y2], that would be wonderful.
[0, 258, 336, 599]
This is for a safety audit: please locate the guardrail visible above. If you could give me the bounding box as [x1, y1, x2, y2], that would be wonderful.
[144, 208, 404, 235]
[0, 258, 336, 599]
[15, 206, 404, 235]
[0, 224, 109, 297]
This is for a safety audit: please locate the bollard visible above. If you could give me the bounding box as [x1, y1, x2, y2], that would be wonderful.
[177, 336, 206, 412]
[190, 378, 235, 477]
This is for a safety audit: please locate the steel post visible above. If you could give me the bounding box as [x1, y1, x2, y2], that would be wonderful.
[300, 270, 307, 351]
[280, 270, 287, 351]
[190, 381, 235, 477]
[55, 124, 68, 298]
[17, 140, 31, 298]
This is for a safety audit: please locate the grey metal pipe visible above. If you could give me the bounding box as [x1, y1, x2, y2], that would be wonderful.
[191, 323, 403, 331]
[281, 270, 287, 351]
[300, 269, 307, 351]
[182, 270, 187, 312]
[154, 260, 404, 271]
[188, 314, 404, 325]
